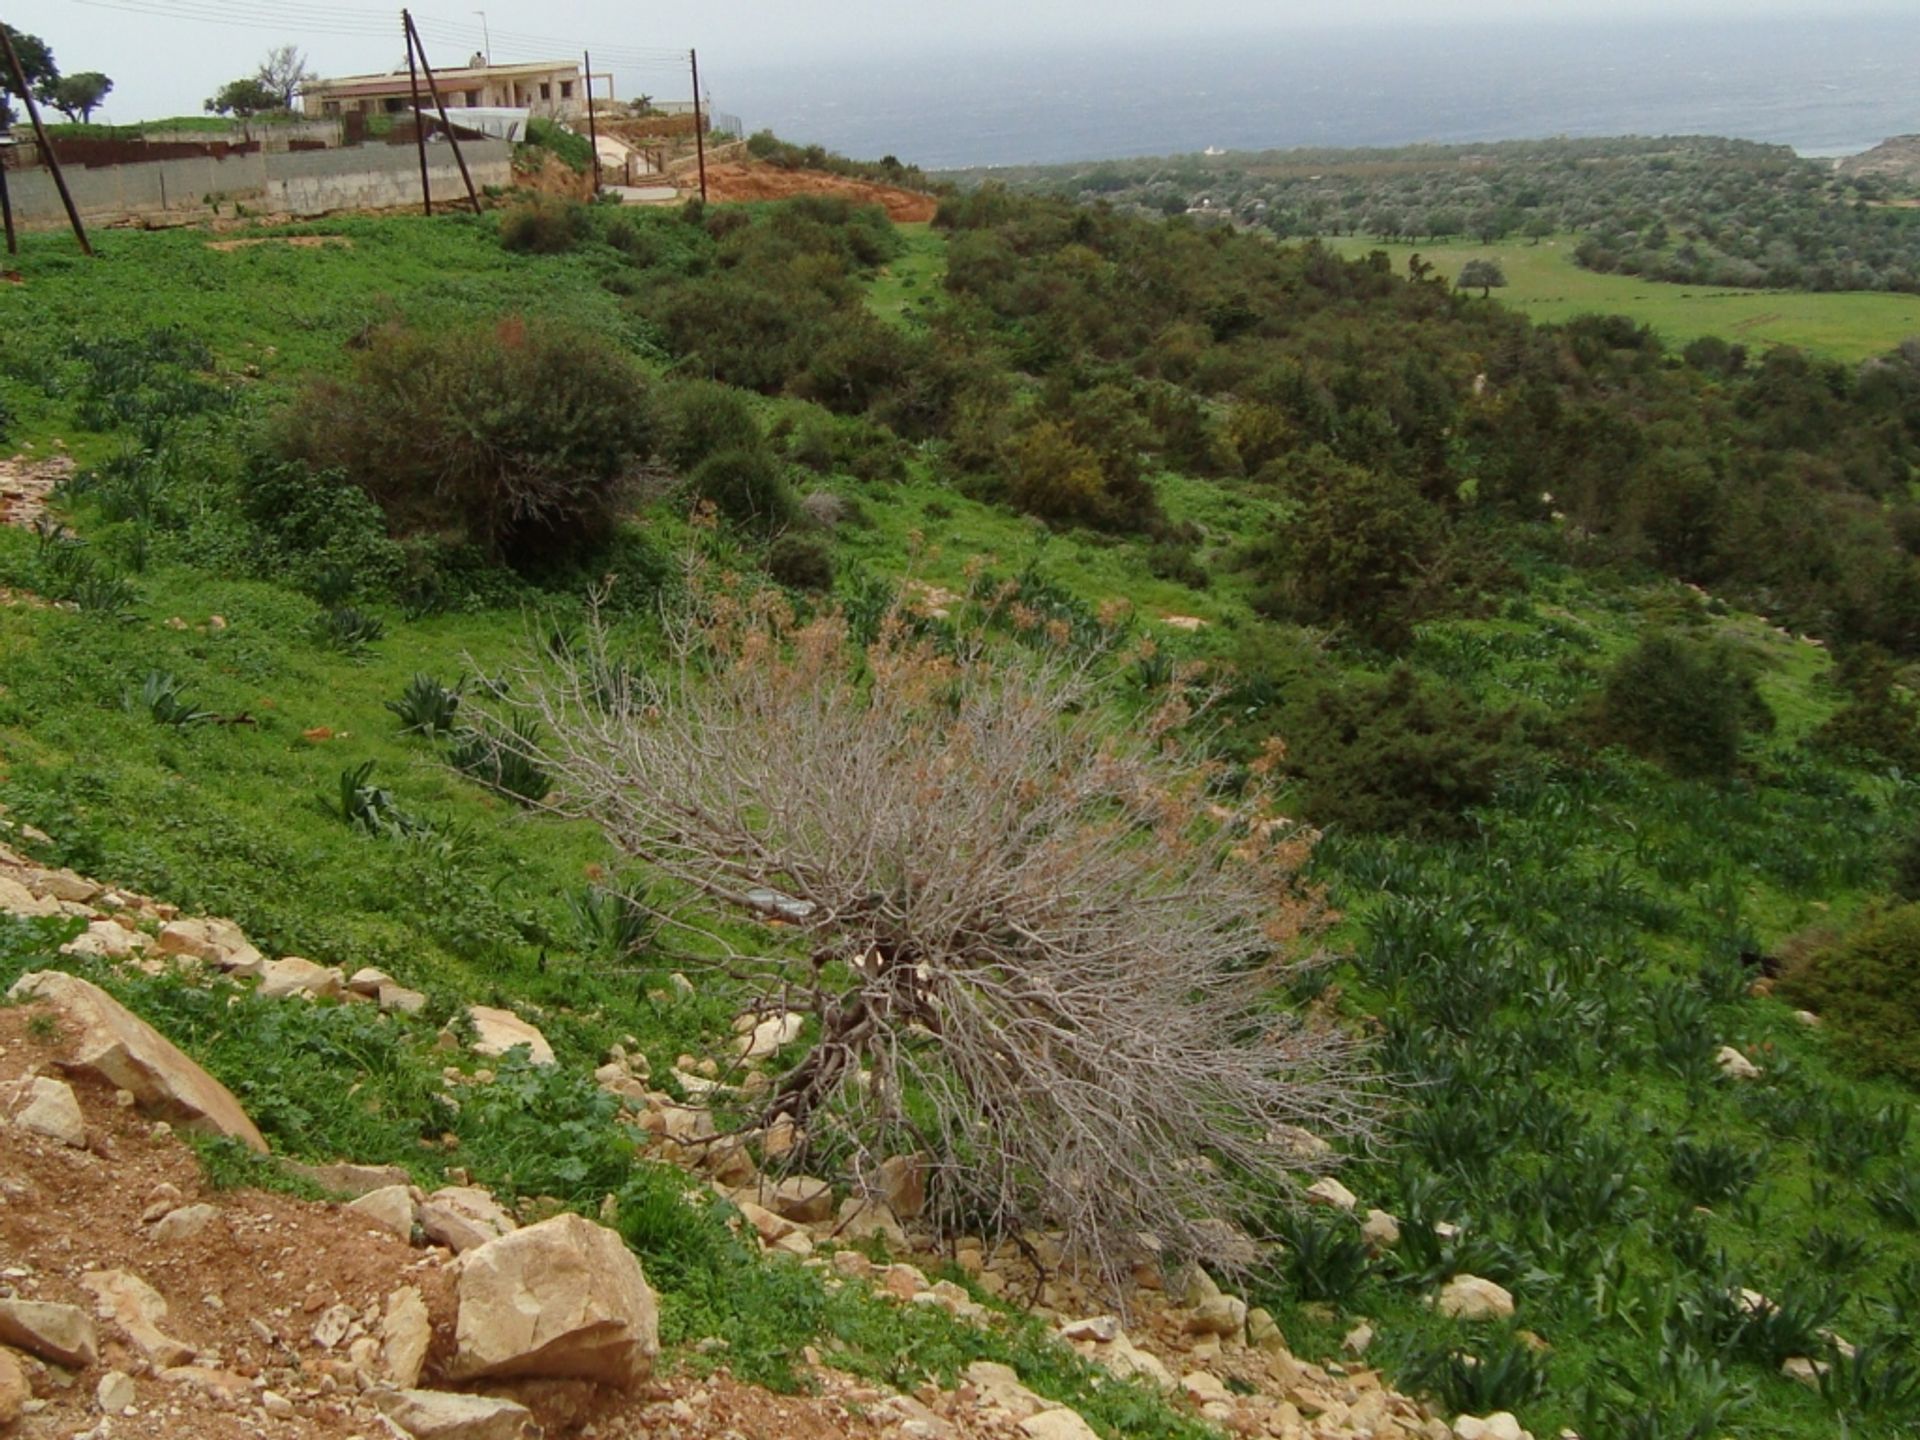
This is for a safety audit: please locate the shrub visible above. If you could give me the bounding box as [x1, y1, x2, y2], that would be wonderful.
[1280, 666, 1520, 837]
[1815, 652, 1920, 772]
[1894, 826, 1920, 902]
[499, 197, 591, 254]
[127, 672, 213, 727]
[387, 674, 463, 736]
[276, 317, 649, 568]
[688, 448, 798, 534]
[652, 380, 763, 473]
[1594, 631, 1774, 781]
[1249, 448, 1444, 650]
[235, 456, 404, 603]
[1778, 903, 1920, 1084]
[766, 533, 834, 591]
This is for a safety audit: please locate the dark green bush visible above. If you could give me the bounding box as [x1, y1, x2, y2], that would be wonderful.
[276, 317, 649, 568]
[499, 196, 591, 254]
[1815, 653, 1920, 772]
[1281, 666, 1520, 836]
[1894, 827, 1920, 902]
[688, 448, 798, 534]
[653, 380, 764, 473]
[1779, 903, 1920, 1084]
[1594, 631, 1774, 781]
[765, 533, 834, 591]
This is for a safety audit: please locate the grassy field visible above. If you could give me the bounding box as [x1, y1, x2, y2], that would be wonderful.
[1326, 234, 1920, 362]
[3, 207, 1919, 1438]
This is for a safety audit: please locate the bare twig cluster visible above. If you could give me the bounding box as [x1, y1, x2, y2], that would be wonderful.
[473, 560, 1376, 1278]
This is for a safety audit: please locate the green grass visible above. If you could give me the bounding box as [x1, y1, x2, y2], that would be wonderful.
[864, 221, 947, 327]
[1326, 234, 1920, 362]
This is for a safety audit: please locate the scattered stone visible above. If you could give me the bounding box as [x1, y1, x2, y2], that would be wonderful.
[876, 1153, 927, 1219]
[7, 1076, 86, 1148]
[260, 1389, 295, 1418]
[312, 1302, 355, 1350]
[1437, 1274, 1516, 1321]
[149, 1203, 219, 1244]
[1175, 1267, 1247, 1338]
[467, 1006, 555, 1066]
[1361, 1208, 1402, 1250]
[965, 1360, 1047, 1419]
[737, 1011, 805, 1060]
[1246, 1306, 1288, 1353]
[159, 1365, 250, 1405]
[1094, 1331, 1177, 1389]
[0, 1299, 98, 1369]
[348, 967, 394, 997]
[257, 956, 345, 1001]
[735, 1199, 797, 1246]
[6, 972, 266, 1151]
[282, 1158, 412, 1198]
[375, 1388, 539, 1440]
[1714, 1045, 1760, 1080]
[1781, 1355, 1827, 1388]
[767, 1175, 835, 1224]
[1793, 1010, 1821, 1027]
[451, 1213, 659, 1388]
[1344, 1321, 1375, 1356]
[1021, 1408, 1102, 1440]
[80, 1270, 194, 1369]
[381, 1286, 431, 1389]
[835, 1196, 909, 1248]
[1454, 1414, 1527, 1440]
[1304, 1176, 1359, 1211]
[347, 1185, 417, 1242]
[0, 1348, 28, 1428]
[0, 877, 61, 919]
[58, 920, 148, 960]
[380, 983, 430, 1016]
[418, 1185, 517, 1254]
[95, 1370, 135, 1416]
[1059, 1315, 1120, 1344]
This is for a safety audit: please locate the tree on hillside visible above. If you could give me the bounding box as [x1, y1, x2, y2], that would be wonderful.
[466, 569, 1375, 1278]
[0, 24, 57, 128]
[45, 71, 112, 123]
[204, 77, 281, 118]
[255, 44, 317, 109]
[1457, 258, 1508, 298]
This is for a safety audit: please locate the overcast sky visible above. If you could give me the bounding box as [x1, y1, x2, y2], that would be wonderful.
[17, 0, 1914, 126]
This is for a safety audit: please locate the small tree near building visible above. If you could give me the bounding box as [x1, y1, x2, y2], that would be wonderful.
[205, 78, 281, 118]
[255, 44, 316, 109]
[46, 72, 112, 123]
[1457, 259, 1509, 298]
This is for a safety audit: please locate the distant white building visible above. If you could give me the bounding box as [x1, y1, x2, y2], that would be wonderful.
[303, 60, 587, 121]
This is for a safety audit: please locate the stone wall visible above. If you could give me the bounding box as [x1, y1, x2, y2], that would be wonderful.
[4, 139, 511, 230]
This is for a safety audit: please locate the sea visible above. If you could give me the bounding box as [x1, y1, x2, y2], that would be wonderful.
[719, 15, 1920, 171]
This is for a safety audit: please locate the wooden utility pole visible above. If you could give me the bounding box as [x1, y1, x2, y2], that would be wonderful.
[403, 13, 432, 215]
[402, 10, 481, 214]
[0, 141, 16, 256]
[0, 22, 91, 255]
[689, 48, 707, 203]
[583, 50, 601, 192]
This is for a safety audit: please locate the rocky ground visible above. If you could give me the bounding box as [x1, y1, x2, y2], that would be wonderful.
[0, 835, 1526, 1440]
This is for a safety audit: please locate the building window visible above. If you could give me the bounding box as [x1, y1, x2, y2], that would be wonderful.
[322, 100, 341, 116]
[465, 89, 481, 107]
[560, 80, 574, 99]
[539, 82, 551, 100]
[384, 97, 406, 113]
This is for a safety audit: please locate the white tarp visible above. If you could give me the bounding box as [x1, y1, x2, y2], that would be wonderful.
[421, 107, 531, 144]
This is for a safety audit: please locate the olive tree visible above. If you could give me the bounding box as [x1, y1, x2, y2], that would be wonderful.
[470, 562, 1376, 1278]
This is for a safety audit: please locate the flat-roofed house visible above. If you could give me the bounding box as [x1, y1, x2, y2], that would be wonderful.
[303, 59, 587, 121]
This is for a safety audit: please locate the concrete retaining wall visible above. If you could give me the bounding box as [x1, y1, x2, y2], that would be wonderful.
[4, 139, 511, 230]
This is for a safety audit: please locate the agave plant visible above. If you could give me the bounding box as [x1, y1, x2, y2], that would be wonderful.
[387, 673, 464, 736]
[127, 671, 213, 728]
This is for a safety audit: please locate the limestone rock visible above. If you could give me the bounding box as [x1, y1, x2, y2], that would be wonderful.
[1246, 1306, 1288, 1353]
[348, 967, 394, 997]
[767, 1175, 834, 1224]
[95, 1370, 136, 1415]
[6, 971, 266, 1151]
[348, 1184, 417, 1241]
[375, 1388, 540, 1440]
[8, 1076, 86, 1148]
[1781, 1355, 1827, 1388]
[381, 1286, 432, 1389]
[0, 1347, 30, 1427]
[835, 1196, 908, 1248]
[0, 1299, 98, 1369]
[965, 1360, 1047, 1419]
[1437, 1274, 1516, 1321]
[451, 1213, 658, 1389]
[1021, 1409, 1102, 1440]
[467, 1006, 555, 1066]
[257, 956, 344, 1001]
[1175, 1267, 1247, 1338]
[1361, 1208, 1403, 1250]
[1268, 1123, 1333, 1162]
[1454, 1414, 1527, 1440]
[735, 1199, 797, 1245]
[79, 1270, 194, 1369]
[1304, 1176, 1358, 1211]
[0, 877, 61, 919]
[150, 1202, 219, 1244]
[59, 920, 148, 961]
[381, 983, 430, 1016]
[1095, 1332, 1176, 1389]
[877, 1153, 927, 1218]
[283, 1158, 411, 1198]
[736, 1011, 804, 1060]
[1344, 1321, 1375, 1356]
[419, 1185, 516, 1254]
[1714, 1045, 1760, 1080]
[1059, 1315, 1119, 1343]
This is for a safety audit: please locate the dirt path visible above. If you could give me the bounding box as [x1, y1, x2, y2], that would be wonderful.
[699, 162, 940, 223]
